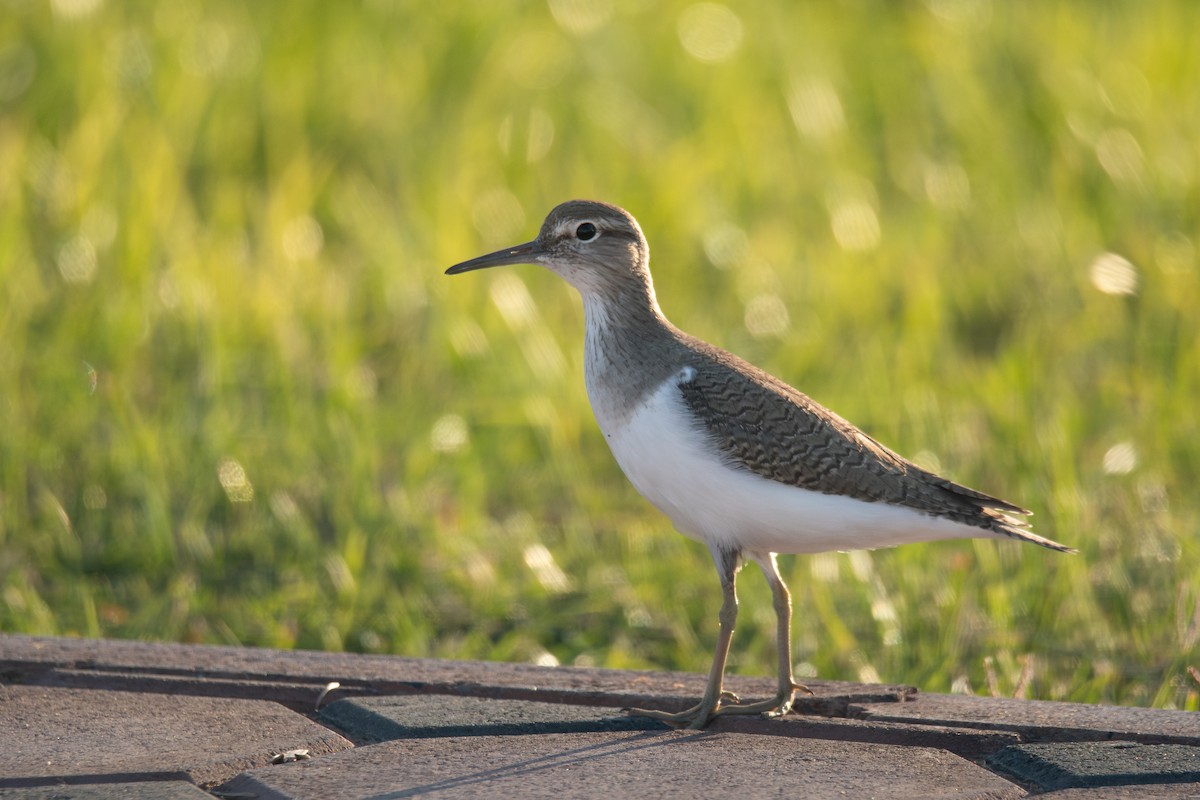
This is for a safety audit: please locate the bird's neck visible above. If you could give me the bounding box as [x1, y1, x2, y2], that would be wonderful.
[580, 281, 683, 427]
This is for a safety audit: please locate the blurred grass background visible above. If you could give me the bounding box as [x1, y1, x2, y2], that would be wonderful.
[1, 0, 1197, 710]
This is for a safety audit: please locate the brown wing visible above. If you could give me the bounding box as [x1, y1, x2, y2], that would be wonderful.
[673, 337, 1032, 531]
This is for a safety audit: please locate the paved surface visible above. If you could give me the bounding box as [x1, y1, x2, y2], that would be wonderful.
[1, 633, 1198, 798]
[860, 693, 1200, 745]
[222, 730, 1026, 800]
[320, 695, 668, 740]
[0, 782, 213, 799]
[989, 741, 1200, 791]
[0, 685, 351, 789]
[1038, 787, 1200, 799]
[0, 633, 911, 713]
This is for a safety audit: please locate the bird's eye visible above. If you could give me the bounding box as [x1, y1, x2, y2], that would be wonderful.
[575, 222, 597, 241]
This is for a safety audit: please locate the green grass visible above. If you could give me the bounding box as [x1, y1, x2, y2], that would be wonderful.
[1, 1, 1197, 710]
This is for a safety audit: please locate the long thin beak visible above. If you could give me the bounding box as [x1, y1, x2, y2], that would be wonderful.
[445, 240, 544, 275]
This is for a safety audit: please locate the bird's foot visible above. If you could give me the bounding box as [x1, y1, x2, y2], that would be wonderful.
[626, 683, 810, 729]
[624, 690, 740, 730]
[624, 702, 717, 730]
[709, 680, 812, 720]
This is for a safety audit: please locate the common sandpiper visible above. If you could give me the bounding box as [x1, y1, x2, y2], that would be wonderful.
[446, 199, 1073, 730]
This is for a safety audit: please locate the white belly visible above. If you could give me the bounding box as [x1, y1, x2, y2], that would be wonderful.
[600, 376, 986, 555]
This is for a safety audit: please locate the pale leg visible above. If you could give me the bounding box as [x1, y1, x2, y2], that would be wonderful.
[707, 551, 810, 718]
[625, 546, 742, 729]
[625, 548, 809, 728]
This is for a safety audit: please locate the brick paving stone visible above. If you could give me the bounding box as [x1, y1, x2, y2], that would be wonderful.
[987, 741, 1200, 791]
[321, 693, 1020, 758]
[716, 711, 1023, 759]
[320, 695, 667, 741]
[0, 634, 909, 714]
[218, 730, 1027, 800]
[0, 685, 351, 790]
[858, 694, 1200, 746]
[1038, 784, 1200, 799]
[0, 782, 213, 799]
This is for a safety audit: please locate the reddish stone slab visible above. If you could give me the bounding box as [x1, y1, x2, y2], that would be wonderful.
[1038, 785, 1200, 799]
[321, 695, 666, 741]
[321, 693, 1018, 758]
[0, 633, 911, 713]
[987, 741, 1200, 791]
[717, 710, 1023, 758]
[859, 694, 1200, 746]
[0, 686, 351, 790]
[0, 782, 212, 798]
[219, 730, 1027, 800]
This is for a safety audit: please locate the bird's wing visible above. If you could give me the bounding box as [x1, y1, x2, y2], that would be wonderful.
[673, 338, 1031, 528]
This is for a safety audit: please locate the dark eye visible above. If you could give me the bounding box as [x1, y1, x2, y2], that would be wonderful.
[575, 222, 597, 241]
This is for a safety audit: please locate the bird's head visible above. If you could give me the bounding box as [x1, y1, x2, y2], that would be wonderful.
[446, 200, 653, 301]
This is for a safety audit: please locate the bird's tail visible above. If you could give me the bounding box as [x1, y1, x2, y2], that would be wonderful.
[987, 509, 1076, 553]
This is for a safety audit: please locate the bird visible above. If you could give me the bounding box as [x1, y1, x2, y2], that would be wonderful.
[445, 199, 1073, 730]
